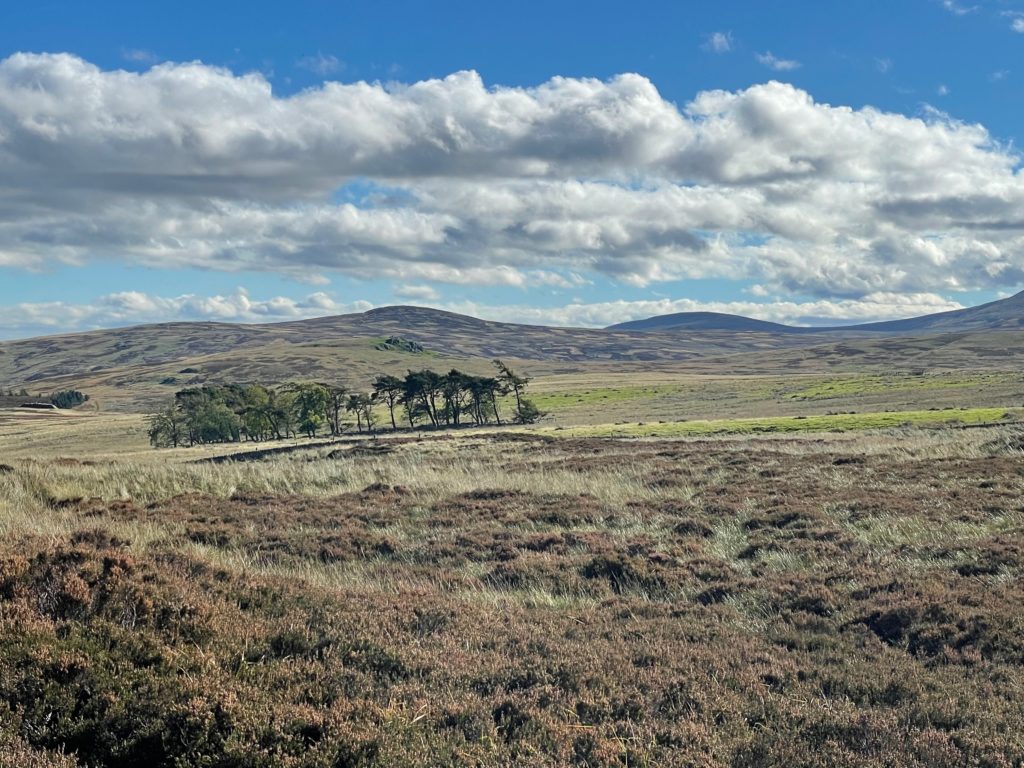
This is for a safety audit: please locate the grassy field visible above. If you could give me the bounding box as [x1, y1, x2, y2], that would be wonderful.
[3, 424, 1024, 766]
[5, 305, 1024, 415]
[5, 337, 1024, 767]
[521, 370, 1024, 425]
[2, 399, 1021, 462]
[546, 406, 1021, 438]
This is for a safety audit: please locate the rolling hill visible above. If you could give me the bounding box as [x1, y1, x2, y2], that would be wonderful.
[607, 290, 1024, 334]
[2, 294, 1024, 412]
[0, 305, 822, 385]
[839, 290, 1024, 333]
[607, 311, 807, 334]
[0, 306, 831, 410]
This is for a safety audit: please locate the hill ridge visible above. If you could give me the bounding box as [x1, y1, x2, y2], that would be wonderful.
[606, 290, 1024, 334]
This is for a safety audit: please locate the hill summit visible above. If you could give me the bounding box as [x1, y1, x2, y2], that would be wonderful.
[606, 290, 1024, 334]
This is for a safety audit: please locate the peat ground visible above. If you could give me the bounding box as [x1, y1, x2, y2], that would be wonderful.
[2, 430, 1024, 766]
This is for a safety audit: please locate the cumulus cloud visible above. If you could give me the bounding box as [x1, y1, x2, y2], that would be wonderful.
[296, 52, 343, 75]
[0, 288, 371, 338]
[941, 0, 978, 15]
[121, 48, 159, 64]
[0, 53, 1023, 307]
[0, 289, 966, 340]
[755, 51, 801, 71]
[393, 284, 440, 301]
[703, 32, 733, 53]
[1006, 12, 1024, 32]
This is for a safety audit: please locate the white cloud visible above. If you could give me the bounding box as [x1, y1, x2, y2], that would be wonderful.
[393, 284, 440, 301]
[296, 52, 343, 75]
[755, 51, 801, 71]
[942, 0, 978, 15]
[0, 53, 1023, 306]
[0, 289, 966, 339]
[121, 48, 158, 64]
[999, 10, 1024, 31]
[937, 84, 950, 96]
[875, 57, 892, 73]
[0, 288, 372, 338]
[703, 32, 733, 53]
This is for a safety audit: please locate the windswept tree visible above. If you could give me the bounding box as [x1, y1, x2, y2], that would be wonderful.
[403, 369, 444, 428]
[494, 360, 544, 424]
[240, 384, 275, 442]
[275, 389, 298, 439]
[441, 369, 472, 427]
[258, 386, 293, 441]
[320, 383, 348, 436]
[372, 374, 404, 430]
[359, 394, 377, 433]
[291, 383, 330, 438]
[147, 405, 186, 448]
[146, 367, 551, 449]
[466, 375, 504, 426]
[174, 386, 242, 445]
[346, 393, 375, 433]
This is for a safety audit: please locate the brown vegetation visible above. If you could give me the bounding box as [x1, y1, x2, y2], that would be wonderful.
[2, 430, 1023, 765]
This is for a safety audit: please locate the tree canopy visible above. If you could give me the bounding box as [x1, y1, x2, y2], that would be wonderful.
[148, 361, 544, 448]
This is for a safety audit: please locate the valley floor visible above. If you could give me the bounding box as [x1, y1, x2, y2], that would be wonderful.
[2, 426, 1024, 766]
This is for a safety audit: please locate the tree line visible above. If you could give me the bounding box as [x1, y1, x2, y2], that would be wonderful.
[148, 360, 543, 448]
[1, 388, 88, 409]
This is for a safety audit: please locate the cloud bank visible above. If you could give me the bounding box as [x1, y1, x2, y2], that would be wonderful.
[0, 53, 1022, 306]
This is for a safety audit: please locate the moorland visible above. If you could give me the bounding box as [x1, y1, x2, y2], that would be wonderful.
[2, 297, 1024, 766]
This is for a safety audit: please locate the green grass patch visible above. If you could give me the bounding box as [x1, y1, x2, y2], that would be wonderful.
[785, 372, 1017, 401]
[528, 385, 678, 410]
[544, 407, 1020, 438]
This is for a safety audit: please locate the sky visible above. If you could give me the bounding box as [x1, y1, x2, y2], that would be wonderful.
[1, 0, 1023, 339]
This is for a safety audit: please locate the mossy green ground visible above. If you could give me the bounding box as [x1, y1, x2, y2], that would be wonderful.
[530, 372, 1021, 409]
[544, 406, 1019, 438]
[528, 385, 678, 410]
[784, 372, 1018, 400]
[518, 370, 1024, 426]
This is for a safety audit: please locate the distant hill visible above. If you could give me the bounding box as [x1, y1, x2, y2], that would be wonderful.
[0, 305, 828, 410]
[607, 290, 1024, 335]
[608, 311, 806, 334]
[0, 305, 813, 383]
[2, 294, 1024, 412]
[840, 291, 1024, 333]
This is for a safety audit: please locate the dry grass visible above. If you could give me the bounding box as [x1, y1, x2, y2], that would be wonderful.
[4, 426, 1024, 765]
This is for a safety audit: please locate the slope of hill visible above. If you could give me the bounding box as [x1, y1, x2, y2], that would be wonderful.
[0, 306, 833, 410]
[0, 305, 821, 385]
[841, 291, 1024, 332]
[607, 290, 1024, 334]
[3, 295, 1024, 413]
[608, 311, 807, 334]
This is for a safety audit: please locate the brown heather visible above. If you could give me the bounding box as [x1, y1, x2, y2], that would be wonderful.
[2, 429, 1024, 766]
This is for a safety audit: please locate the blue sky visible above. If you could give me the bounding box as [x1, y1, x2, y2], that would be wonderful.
[1, 0, 1023, 337]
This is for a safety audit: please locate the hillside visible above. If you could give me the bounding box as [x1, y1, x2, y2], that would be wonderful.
[0, 306, 829, 411]
[607, 310, 807, 334]
[608, 290, 1024, 334]
[3, 297, 1024, 413]
[0, 306, 798, 386]
[842, 291, 1024, 332]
